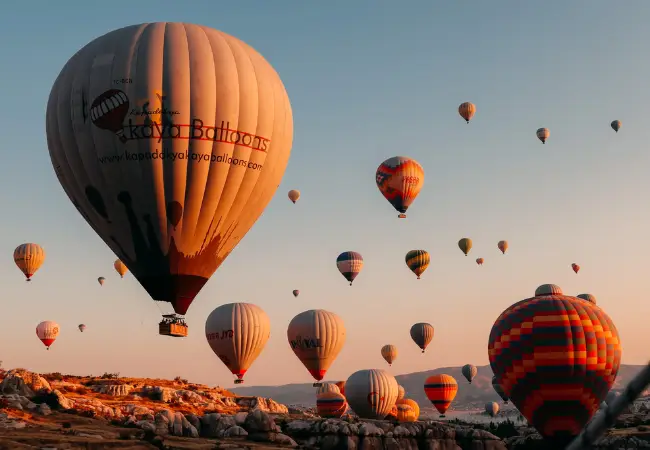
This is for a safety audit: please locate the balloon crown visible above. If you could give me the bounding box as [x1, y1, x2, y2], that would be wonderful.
[534, 284, 563, 296]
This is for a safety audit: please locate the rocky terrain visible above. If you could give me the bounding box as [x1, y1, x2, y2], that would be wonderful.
[2, 367, 650, 449]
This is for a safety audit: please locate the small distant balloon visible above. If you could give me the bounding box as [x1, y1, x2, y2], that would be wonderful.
[536, 128, 550, 144]
[571, 263, 580, 274]
[97, 277, 105, 286]
[462, 364, 477, 384]
[611, 120, 621, 132]
[458, 238, 472, 256]
[381, 344, 398, 366]
[491, 376, 509, 404]
[485, 401, 499, 417]
[288, 190, 301, 204]
[114, 259, 128, 278]
[14, 243, 45, 281]
[476, 258, 484, 266]
[458, 102, 476, 123]
[405, 250, 430, 279]
[498, 240, 508, 254]
[36, 321, 59, 350]
[397, 385, 405, 400]
[293, 289, 300, 297]
[577, 293, 597, 304]
[336, 251, 364, 286]
[78, 324, 86, 332]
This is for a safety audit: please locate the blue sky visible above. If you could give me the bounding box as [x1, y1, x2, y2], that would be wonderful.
[1, 1, 650, 387]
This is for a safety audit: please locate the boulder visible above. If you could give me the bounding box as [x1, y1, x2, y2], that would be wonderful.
[0, 369, 51, 397]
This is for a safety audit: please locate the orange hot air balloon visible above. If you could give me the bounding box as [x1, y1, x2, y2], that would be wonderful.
[476, 257, 484, 266]
[46, 23, 294, 323]
[396, 398, 420, 420]
[114, 259, 128, 278]
[424, 374, 458, 417]
[498, 240, 508, 254]
[458, 102, 476, 123]
[14, 243, 45, 281]
[316, 391, 347, 418]
[488, 284, 621, 444]
[376, 157, 424, 218]
[288, 189, 300, 204]
[571, 263, 580, 274]
[335, 380, 346, 396]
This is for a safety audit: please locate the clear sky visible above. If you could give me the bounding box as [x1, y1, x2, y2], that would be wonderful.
[1, 1, 650, 388]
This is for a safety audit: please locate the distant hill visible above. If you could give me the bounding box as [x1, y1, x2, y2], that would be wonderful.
[231, 364, 646, 408]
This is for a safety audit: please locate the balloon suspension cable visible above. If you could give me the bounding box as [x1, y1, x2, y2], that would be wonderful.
[566, 360, 650, 450]
[349, 282, 352, 286]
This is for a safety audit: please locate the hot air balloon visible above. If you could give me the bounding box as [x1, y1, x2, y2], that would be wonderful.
[461, 364, 477, 384]
[424, 374, 458, 417]
[396, 399, 420, 420]
[577, 293, 597, 304]
[476, 257, 484, 266]
[336, 251, 364, 286]
[458, 102, 476, 123]
[36, 321, 59, 350]
[46, 23, 294, 331]
[375, 157, 424, 218]
[205, 303, 271, 384]
[571, 263, 580, 274]
[536, 127, 550, 144]
[488, 284, 621, 444]
[385, 404, 398, 421]
[316, 382, 341, 395]
[458, 238, 472, 256]
[498, 240, 508, 254]
[114, 259, 127, 278]
[485, 402, 499, 418]
[293, 289, 300, 298]
[405, 250, 430, 279]
[410, 323, 434, 353]
[14, 244, 45, 281]
[397, 385, 405, 400]
[396, 403, 418, 422]
[78, 324, 86, 332]
[491, 376, 509, 403]
[97, 277, 106, 286]
[316, 391, 347, 418]
[381, 344, 398, 366]
[288, 309, 346, 386]
[335, 381, 346, 396]
[288, 190, 300, 204]
[611, 120, 621, 132]
[346, 369, 399, 419]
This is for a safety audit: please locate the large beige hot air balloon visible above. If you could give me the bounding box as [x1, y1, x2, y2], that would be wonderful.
[287, 309, 346, 386]
[14, 244, 45, 281]
[36, 321, 59, 350]
[381, 344, 398, 366]
[205, 303, 270, 384]
[114, 259, 128, 278]
[316, 382, 341, 395]
[345, 369, 399, 419]
[288, 189, 300, 204]
[46, 23, 293, 327]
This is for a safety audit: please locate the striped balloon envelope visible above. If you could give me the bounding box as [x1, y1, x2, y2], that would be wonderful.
[375, 156, 424, 219]
[316, 392, 347, 418]
[396, 403, 418, 422]
[336, 251, 364, 286]
[424, 374, 458, 416]
[487, 284, 621, 444]
[405, 250, 430, 279]
[396, 398, 420, 420]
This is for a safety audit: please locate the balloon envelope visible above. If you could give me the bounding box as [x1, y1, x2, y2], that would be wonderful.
[292, 289, 300, 297]
[46, 23, 294, 317]
[577, 293, 597, 304]
[498, 240, 508, 254]
[287, 309, 346, 382]
[381, 344, 398, 365]
[410, 323, 434, 353]
[396, 399, 420, 420]
[488, 284, 621, 440]
[375, 156, 424, 218]
[97, 277, 106, 286]
[397, 385, 405, 400]
[424, 374, 458, 415]
[405, 250, 430, 279]
[536, 127, 550, 143]
[205, 303, 270, 382]
[316, 391, 347, 418]
[336, 251, 364, 285]
[14, 244, 45, 281]
[458, 102, 476, 123]
[288, 189, 300, 203]
[36, 321, 59, 349]
[611, 120, 621, 132]
[78, 324, 86, 332]
[114, 259, 128, 278]
[485, 402, 499, 417]
[458, 238, 472, 256]
[345, 369, 398, 419]
[316, 382, 341, 395]
[461, 364, 477, 383]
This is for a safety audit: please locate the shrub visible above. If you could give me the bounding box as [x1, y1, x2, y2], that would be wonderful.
[488, 419, 519, 439]
[100, 372, 120, 379]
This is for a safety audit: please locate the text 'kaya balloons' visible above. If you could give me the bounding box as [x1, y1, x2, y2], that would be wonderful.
[205, 303, 270, 384]
[46, 23, 293, 319]
[488, 284, 621, 443]
[14, 243, 45, 281]
[287, 309, 346, 385]
[36, 321, 59, 350]
[376, 157, 424, 218]
[345, 369, 399, 420]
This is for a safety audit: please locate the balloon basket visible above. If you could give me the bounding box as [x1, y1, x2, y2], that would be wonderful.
[313, 382, 322, 387]
[159, 320, 188, 337]
[398, 214, 406, 219]
[234, 379, 244, 385]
